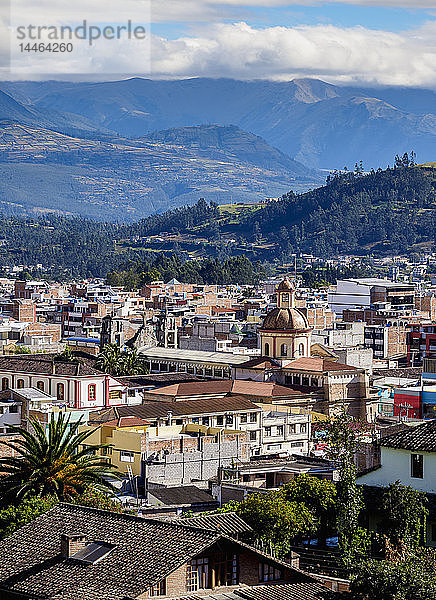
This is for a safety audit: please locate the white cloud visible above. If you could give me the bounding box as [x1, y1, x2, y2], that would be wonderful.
[2, 1, 436, 87]
[151, 21, 436, 87]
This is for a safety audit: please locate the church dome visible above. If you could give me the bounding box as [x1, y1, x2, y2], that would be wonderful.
[277, 278, 295, 292]
[261, 307, 309, 331]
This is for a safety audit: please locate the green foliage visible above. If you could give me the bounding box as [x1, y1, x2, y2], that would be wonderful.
[350, 549, 436, 600]
[96, 344, 144, 376]
[380, 482, 428, 552]
[235, 492, 316, 557]
[0, 494, 57, 539]
[280, 474, 337, 545]
[0, 414, 118, 504]
[72, 488, 123, 513]
[324, 412, 370, 569]
[107, 254, 266, 288]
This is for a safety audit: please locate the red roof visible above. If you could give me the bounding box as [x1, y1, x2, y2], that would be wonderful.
[104, 416, 150, 428]
[284, 357, 358, 373]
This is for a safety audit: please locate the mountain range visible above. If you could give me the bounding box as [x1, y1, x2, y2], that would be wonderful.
[3, 77, 436, 169]
[1, 77, 436, 220]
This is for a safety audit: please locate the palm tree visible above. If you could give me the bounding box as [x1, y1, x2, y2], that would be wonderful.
[96, 343, 144, 376]
[0, 414, 118, 505]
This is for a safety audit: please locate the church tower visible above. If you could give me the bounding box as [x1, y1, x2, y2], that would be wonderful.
[258, 278, 311, 362]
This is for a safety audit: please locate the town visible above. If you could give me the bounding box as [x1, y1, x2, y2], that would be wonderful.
[0, 256, 435, 599]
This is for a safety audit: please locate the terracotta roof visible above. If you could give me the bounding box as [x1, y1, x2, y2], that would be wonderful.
[235, 356, 281, 369]
[261, 307, 309, 332]
[90, 396, 261, 423]
[284, 357, 358, 373]
[147, 380, 301, 399]
[381, 420, 436, 452]
[0, 355, 103, 376]
[104, 416, 150, 428]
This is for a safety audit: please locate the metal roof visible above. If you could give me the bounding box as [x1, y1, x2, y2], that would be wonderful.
[138, 346, 250, 365]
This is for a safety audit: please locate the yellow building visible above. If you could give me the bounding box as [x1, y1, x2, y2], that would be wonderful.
[80, 416, 149, 477]
[258, 278, 311, 361]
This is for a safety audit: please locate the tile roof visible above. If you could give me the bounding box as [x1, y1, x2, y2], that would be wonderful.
[175, 512, 253, 536]
[180, 582, 336, 600]
[147, 380, 301, 399]
[148, 486, 216, 506]
[103, 416, 150, 428]
[90, 397, 261, 423]
[0, 503, 219, 600]
[283, 358, 358, 373]
[0, 355, 103, 376]
[381, 420, 436, 452]
[235, 356, 282, 369]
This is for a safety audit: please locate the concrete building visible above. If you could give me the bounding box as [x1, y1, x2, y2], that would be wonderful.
[328, 279, 415, 315]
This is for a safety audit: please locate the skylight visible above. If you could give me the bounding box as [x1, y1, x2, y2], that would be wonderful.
[71, 542, 115, 564]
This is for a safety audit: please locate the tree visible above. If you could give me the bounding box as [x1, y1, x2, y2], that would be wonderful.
[0, 414, 118, 504]
[235, 492, 316, 557]
[96, 344, 144, 376]
[0, 495, 57, 539]
[280, 474, 337, 547]
[380, 482, 428, 553]
[325, 411, 370, 569]
[350, 549, 436, 600]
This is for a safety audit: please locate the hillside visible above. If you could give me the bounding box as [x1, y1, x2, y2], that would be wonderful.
[0, 123, 320, 220]
[0, 164, 433, 280]
[4, 78, 436, 169]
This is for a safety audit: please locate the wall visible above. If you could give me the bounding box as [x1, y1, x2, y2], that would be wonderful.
[358, 447, 436, 494]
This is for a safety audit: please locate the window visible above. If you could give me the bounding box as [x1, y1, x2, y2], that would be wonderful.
[101, 447, 112, 456]
[149, 580, 166, 597]
[259, 562, 283, 582]
[300, 423, 307, 434]
[240, 413, 247, 423]
[250, 413, 257, 423]
[264, 343, 270, 357]
[187, 557, 209, 592]
[225, 415, 233, 426]
[298, 343, 304, 356]
[289, 424, 296, 434]
[109, 390, 122, 400]
[411, 454, 423, 479]
[17, 379, 24, 389]
[264, 426, 272, 437]
[249, 431, 257, 441]
[280, 343, 288, 357]
[202, 417, 209, 426]
[36, 381, 44, 391]
[216, 416, 224, 426]
[120, 451, 134, 463]
[57, 383, 64, 401]
[9, 405, 18, 413]
[88, 384, 96, 401]
[277, 425, 284, 436]
[1, 378, 8, 391]
[214, 553, 238, 587]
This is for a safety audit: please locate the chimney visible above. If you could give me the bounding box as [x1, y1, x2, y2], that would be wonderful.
[61, 533, 87, 558]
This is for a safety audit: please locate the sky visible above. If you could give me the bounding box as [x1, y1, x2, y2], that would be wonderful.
[2, 0, 436, 87]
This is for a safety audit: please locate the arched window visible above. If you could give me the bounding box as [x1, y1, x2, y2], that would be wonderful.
[1, 377, 8, 391]
[280, 343, 288, 357]
[57, 383, 65, 401]
[17, 379, 24, 389]
[264, 343, 270, 357]
[88, 384, 96, 401]
[298, 343, 305, 356]
[36, 381, 44, 391]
